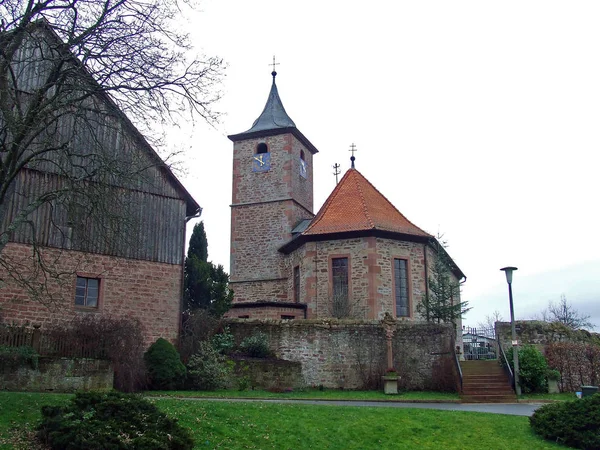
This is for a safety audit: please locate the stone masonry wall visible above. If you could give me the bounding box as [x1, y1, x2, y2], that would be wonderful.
[289, 238, 429, 320]
[0, 242, 182, 347]
[227, 319, 458, 391]
[231, 134, 313, 212]
[0, 357, 114, 392]
[496, 320, 596, 351]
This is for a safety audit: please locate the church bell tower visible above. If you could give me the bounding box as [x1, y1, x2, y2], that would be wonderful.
[227, 69, 318, 317]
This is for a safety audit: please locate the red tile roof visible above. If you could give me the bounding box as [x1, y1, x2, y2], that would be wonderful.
[303, 169, 431, 238]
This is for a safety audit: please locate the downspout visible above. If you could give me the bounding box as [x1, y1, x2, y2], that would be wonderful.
[423, 243, 429, 322]
[314, 241, 319, 319]
[178, 207, 202, 348]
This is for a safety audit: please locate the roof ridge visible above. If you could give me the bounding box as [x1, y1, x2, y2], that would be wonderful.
[303, 169, 351, 233]
[354, 170, 430, 236]
[353, 170, 375, 229]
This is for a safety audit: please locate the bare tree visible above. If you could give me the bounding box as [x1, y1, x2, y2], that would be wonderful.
[543, 294, 594, 331]
[477, 310, 504, 331]
[0, 0, 223, 304]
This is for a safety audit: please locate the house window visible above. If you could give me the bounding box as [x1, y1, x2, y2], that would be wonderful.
[331, 257, 349, 317]
[394, 259, 409, 317]
[281, 315, 295, 320]
[300, 149, 305, 161]
[256, 142, 268, 154]
[293, 266, 300, 303]
[75, 276, 99, 308]
[238, 315, 250, 319]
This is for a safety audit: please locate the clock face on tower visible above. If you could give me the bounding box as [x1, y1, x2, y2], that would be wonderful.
[299, 158, 308, 179]
[252, 152, 271, 172]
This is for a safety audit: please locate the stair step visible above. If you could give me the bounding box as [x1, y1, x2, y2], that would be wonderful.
[459, 359, 515, 402]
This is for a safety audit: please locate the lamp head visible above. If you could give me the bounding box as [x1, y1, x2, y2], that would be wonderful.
[500, 266, 518, 284]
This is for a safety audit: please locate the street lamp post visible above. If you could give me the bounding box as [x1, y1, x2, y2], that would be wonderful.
[500, 266, 520, 396]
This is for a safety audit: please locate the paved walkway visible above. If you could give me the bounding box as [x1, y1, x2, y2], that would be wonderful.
[171, 397, 543, 417]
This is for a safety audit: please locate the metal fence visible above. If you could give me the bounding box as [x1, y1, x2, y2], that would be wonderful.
[462, 326, 497, 360]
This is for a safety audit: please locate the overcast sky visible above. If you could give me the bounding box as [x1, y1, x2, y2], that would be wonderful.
[169, 1, 600, 328]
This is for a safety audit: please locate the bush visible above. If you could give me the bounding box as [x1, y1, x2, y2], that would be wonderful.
[211, 327, 235, 355]
[187, 341, 232, 390]
[37, 391, 194, 450]
[144, 338, 186, 390]
[530, 394, 600, 449]
[506, 344, 548, 393]
[239, 332, 271, 358]
[47, 316, 147, 392]
[0, 345, 38, 370]
[179, 309, 221, 362]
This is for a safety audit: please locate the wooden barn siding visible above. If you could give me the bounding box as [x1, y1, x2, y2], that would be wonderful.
[2, 170, 186, 265]
[8, 27, 179, 199]
[2, 28, 191, 265]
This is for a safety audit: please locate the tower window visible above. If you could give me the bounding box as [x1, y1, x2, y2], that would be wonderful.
[256, 143, 268, 154]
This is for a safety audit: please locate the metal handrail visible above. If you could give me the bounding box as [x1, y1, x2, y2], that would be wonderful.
[498, 339, 515, 391]
[454, 347, 463, 392]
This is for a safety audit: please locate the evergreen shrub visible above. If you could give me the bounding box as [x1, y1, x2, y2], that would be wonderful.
[506, 344, 548, 393]
[530, 394, 600, 449]
[0, 345, 38, 370]
[144, 338, 186, 390]
[186, 340, 232, 390]
[211, 327, 235, 355]
[239, 332, 271, 358]
[37, 391, 193, 450]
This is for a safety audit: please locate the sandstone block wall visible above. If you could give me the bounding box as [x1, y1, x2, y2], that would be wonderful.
[496, 320, 595, 351]
[287, 237, 429, 320]
[0, 357, 114, 392]
[227, 319, 458, 391]
[0, 242, 182, 347]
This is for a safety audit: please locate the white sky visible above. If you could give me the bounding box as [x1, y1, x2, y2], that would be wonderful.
[170, 1, 600, 328]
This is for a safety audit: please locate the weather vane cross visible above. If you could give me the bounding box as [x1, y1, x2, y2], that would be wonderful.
[333, 163, 341, 184]
[349, 143, 357, 168]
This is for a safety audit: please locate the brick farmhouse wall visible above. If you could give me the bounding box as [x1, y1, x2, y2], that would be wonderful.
[0, 242, 183, 347]
[227, 319, 458, 391]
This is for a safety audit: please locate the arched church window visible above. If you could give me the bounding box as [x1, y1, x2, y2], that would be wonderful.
[256, 143, 268, 154]
[300, 149, 305, 161]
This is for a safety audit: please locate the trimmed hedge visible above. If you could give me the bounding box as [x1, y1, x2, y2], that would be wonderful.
[37, 391, 194, 449]
[530, 394, 600, 449]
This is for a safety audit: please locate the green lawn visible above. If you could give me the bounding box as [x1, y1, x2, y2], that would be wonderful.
[0, 392, 71, 450]
[518, 392, 578, 402]
[0, 392, 565, 449]
[149, 389, 461, 402]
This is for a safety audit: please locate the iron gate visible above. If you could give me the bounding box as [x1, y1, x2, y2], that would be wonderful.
[462, 326, 497, 360]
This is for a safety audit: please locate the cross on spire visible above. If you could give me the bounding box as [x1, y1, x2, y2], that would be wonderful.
[349, 143, 357, 168]
[270, 55, 280, 79]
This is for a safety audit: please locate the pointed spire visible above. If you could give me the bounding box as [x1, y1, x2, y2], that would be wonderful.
[241, 66, 296, 134]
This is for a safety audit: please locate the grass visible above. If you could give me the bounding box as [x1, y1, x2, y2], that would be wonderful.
[0, 391, 563, 449]
[518, 392, 579, 402]
[153, 398, 563, 449]
[0, 392, 71, 449]
[148, 389, 461, 402]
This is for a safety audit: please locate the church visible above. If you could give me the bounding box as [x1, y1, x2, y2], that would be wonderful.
[226, 70, 465, 323]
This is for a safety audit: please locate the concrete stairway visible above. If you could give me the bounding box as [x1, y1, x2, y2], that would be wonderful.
[460, 360, 517, 403]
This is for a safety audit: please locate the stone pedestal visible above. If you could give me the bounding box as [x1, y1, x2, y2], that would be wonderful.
[383, 376, 400, 395]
